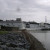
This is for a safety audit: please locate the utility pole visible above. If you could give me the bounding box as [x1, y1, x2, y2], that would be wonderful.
[45, 16, 47, 23]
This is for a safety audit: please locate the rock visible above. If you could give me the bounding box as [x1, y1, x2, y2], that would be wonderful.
[0, 32, 30, 50]
[0, 48, 3, 50]
[0, 31, 46, 50]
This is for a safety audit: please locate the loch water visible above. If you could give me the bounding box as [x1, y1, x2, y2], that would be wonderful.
[29, 30, 50, 50]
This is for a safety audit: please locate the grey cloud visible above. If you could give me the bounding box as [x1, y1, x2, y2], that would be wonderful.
[0, 0, 50, 23]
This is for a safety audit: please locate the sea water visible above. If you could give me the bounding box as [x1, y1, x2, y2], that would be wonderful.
[29, 30, 50, 50]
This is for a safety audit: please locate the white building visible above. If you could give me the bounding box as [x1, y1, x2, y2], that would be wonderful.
[23, 22, 41, 30]
[39, 23, 50, 29]
[0, 18, 24, 29]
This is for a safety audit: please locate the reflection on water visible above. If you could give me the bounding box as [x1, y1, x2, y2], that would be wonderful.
[28, 30, 50, 50]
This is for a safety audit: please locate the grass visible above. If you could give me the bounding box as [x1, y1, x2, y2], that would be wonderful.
[0, 31, 8, 34]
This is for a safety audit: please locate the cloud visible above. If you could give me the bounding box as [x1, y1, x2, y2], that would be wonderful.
[0, 0, 50, 23]
[36, 0, 50, 6]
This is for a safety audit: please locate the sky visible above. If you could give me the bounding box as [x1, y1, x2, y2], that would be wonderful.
[0, 0, 50, 23]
